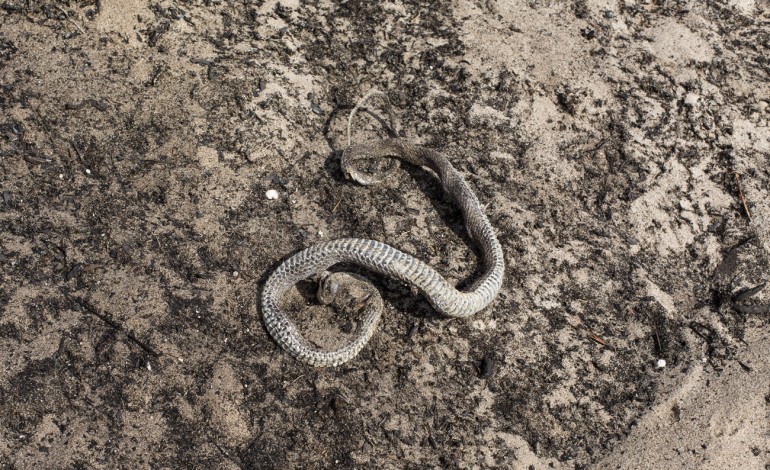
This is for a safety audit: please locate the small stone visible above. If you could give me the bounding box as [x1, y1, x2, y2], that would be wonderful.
[265, 189, 279, 200]
[59, 174, 64, 179]
[684, 93, 699, 107]
[85, 168, 91, 175]
[656, 359, 666, 368]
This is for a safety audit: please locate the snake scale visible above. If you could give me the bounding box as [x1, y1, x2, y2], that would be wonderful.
[261, 90, 505, 367]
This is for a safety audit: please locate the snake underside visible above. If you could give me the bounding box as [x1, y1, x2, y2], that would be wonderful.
[261, 91, 505, 367]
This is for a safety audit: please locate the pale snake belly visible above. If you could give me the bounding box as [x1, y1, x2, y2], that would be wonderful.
[261, 91, 505, 367]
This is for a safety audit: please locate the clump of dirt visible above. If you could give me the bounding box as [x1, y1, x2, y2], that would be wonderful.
[1, 1, 768, 468]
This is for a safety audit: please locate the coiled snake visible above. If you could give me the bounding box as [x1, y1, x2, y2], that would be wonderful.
[261, 90, 505, 366]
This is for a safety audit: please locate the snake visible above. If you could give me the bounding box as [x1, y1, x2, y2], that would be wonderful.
[261, 90, 505, 367]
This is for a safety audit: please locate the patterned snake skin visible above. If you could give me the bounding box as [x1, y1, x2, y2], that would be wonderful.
[261, 91, 505, 366]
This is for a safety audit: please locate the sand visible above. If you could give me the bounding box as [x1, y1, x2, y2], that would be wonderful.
[1, 0, 768, 468]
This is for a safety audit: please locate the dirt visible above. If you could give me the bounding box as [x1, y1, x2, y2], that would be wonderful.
[1, 0, 769, 469]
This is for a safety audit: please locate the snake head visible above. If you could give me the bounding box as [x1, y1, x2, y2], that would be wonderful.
[317, 271, 340, 305]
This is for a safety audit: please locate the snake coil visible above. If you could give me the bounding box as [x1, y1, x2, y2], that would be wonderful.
[261, 90, 505, 366]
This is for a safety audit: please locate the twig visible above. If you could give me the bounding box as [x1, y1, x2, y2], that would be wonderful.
[568, 317, 608, 346]
[589, 332, 607, 346]
[735, 173, 753, 222]
[55, 5, 86, 35]
[24, 153, 52, 165]
[210, 439, 246, 470]
[61, 289, 160, 357]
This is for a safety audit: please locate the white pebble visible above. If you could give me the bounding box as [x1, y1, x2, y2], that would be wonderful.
[178, 357, 184, 363]
[656, 359, 667, 368]
[146, 362, 152, 371]
[318, 230, 324, 236]
[233, 271, 239, 277]
[59, 174, 64, 179]
[265, 189, 279, 200]
[85, 168, 91, 175]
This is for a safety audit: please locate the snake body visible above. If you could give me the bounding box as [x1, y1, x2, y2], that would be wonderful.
[261, 94, 505, 367]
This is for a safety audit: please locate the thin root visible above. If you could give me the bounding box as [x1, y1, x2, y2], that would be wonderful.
[347, 88, 399, 147]
[735, 172, 752, 222]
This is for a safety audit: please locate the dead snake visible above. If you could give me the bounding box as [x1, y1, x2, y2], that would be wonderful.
[261, 90, 505, 366]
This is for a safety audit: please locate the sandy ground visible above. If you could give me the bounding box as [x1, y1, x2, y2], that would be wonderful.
[1, 0, 769, 468]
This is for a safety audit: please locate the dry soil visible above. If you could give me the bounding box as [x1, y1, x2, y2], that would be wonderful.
[1, 1, 769, 469]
